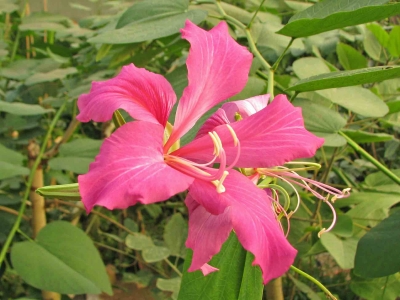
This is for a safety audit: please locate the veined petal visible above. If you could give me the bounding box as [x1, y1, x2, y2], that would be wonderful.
[77, 64, 176, 127]
[173, 95, 324, 167]
[166, 20, 252, 148]
[78, 122, 193, 212]
[186, 170, 297, 284]
[185, 194, 232, 273]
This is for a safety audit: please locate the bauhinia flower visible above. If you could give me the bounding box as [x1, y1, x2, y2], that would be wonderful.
[76, 20, 324, 283]
[200, 94, 351, 236]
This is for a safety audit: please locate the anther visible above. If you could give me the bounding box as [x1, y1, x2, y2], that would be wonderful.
[208, 132, 221, 156]
[318, 228, 326, 238]
[226, 124, 238, 147]
[214, 171, 229, 193]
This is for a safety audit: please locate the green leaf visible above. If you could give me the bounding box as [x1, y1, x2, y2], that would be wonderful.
[11, 221, 112, 295]
[340, 130, 394, 143]
[350, 274, 400, 300]
[387, 26, 400, 57]
[125, 233, 154, 250]
[330, 215, 353, 238]
[89, 1, 207, 45]
[59, 138, 102, 158]
[293, 98, 347, 147]
[291, 58, 389, 117]
[354, 210, 400, 278]
[0, 144, 24, 165]
[0, 161, 30, 180]
[117, 0, 188, 28]
[25, 67, 77, 86]
[364, 169, 400, 194]
[178, 232, 263, 300]
[19, 22, 66, 32]
[364, 27, 387, 62]
[163, 213, 187, 257]
[49, 157, 94, 174]
[320, 232, 358, 269]
[336, 43, 368, 70]
[0, 101, 53, 116]
[289, 275, 321, 300]
[0, 0, 18, 13]
[277, 0, 400, 38]
[142, 246, 170, 263]
[157, 277, 181, 300]
[288, 65, 400, 92]
[366, 23, 389, 48]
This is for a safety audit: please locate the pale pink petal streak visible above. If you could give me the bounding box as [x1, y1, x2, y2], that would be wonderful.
[78, 122, 193, 212]
[166, 20, 252, 148]
[77, 64, 177, 127]
[222, 94, 270, 122]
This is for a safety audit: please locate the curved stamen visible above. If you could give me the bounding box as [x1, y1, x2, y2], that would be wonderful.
[261, 171, 302, 214]
[318, 200, 337, 237]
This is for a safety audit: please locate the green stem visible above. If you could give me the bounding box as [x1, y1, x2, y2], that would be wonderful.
[0, 102, 66, 266]
[245, 28, 271, 70]
[272, 38, 294, 71]
[10, 30, 20, 62]
[247, 0, 266, 29]
[164, 258, 182, 277]
[268, 68, 274, 98]
[339, 131, 400, 185]
[290, 265, 337, 300]
[215, 1, 246, 30]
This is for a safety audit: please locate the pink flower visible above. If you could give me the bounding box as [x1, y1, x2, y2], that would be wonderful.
[76, 21, 323, 284]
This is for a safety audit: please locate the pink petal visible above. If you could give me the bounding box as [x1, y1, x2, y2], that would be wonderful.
[166, 20, 252, 148]
[77, 64, 176, 127]
[172, 94, 324, 167]
[222, 94, 270, 122]
[186, 170, 297, 284]
[78, 122, 193, 212]
[185, 194, 232, 272]
[200, 264, 219, 275]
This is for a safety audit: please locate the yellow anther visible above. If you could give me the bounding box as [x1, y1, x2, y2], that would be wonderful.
[317, 228, 326, 238]
[226, 124, 238, 147]
[211, 171, 229, 193]
[217, 171, 229, 193]
[208, 132, 221, 156]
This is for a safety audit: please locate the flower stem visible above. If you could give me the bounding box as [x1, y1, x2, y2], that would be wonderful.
[265, 278, 284, 300]
[339, 131, 400, 185]
[272, 38, 294, 71]
[0, 102, 67, 267]
[247, 0, 266, 29]
[268, 68, 275, 98]
[290, 265, 337, 300]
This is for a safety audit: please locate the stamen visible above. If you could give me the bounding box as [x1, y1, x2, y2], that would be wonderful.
[318, 200, 337, 238]
[208, 132, 220, 156]
[216, 171, 229, 193]
[226, 125, 238, 147]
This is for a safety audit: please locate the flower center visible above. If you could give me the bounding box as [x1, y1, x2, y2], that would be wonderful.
[165, 125, 240, 193]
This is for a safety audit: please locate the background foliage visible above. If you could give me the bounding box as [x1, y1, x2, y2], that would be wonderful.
[0, 0, 399, 299]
